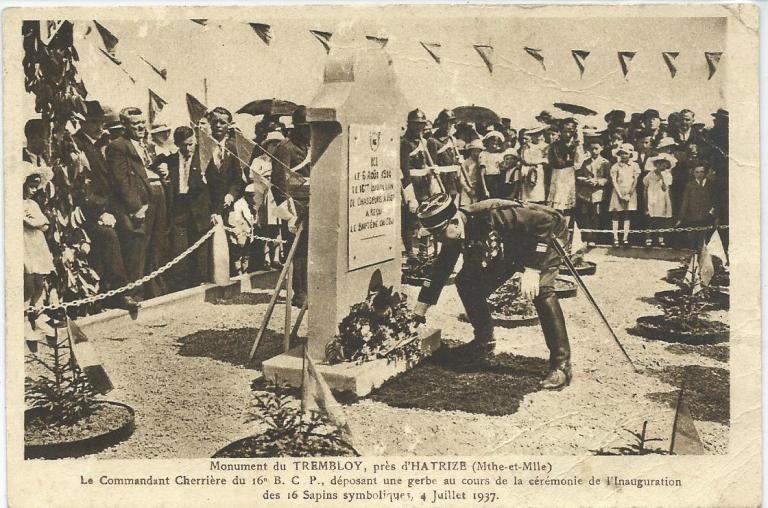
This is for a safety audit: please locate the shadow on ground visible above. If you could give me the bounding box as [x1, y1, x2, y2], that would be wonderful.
[370, 341, 547, 416]
[645, 364, 729, 425]
[665, 343, 729, 363]
[176, 327, 298, 368]
[211, 292, 277, 306]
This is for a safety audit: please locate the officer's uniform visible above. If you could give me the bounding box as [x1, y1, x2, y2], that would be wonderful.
[418, 197, 572, 379]
[427, 130, 461, 199]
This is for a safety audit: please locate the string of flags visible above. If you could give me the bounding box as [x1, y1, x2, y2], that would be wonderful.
[83, 18, 725, 83]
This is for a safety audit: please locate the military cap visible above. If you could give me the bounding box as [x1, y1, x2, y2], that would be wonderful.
[435, 109, 456, 125]
[416, 193, 457, 233]
[407, 109, 428, 124]
[292, 105, 309, 127]
[643, 108, 661, 120]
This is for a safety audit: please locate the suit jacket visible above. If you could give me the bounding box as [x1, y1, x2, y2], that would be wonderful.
[271, 137, 311, 207]
[205, 136, 246, 215]
[166, 151, 212, 232]
[679, 179, 715, 224]
[74, 130, 118, 223]
[106, 135, 152, 232]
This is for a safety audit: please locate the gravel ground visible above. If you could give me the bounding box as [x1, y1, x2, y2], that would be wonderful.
[43, 249, 727, 459]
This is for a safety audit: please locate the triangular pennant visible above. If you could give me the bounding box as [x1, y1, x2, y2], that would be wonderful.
[39, 20, 66, 46]
[248, 23, 273, 46]
[617, 51, 636, 79]
[148, 89, 168, 125]
[309, 29, 332, 54]
[93, 21, 119, 56]
[196, 128, 216, 173]
[140, 55, 167, 80]
[474, 44, 494, 74]
[699, 244, 715, 287]
[419, 41, 442, 65]
[67, 318, 113, 394]
[705, 51, 723, 80]
[572, 221, 585, 254]
[234, 129, 256, 180]
[706, 230, 727, 264]
[186, 93, 208, 124]
[571, 49, 590, 78]
[669, 384, 705, 455]
[365, 35, 388, 48]
[302, 345, 354, 444]
[662, 51, 679, 78]
[523, 46, 546, 71]
[190, 19, 208, 26]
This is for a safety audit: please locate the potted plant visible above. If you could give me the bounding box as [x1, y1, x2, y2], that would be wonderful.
[487, 279, 539, 327]
[24, 328, 134, 459]
[325, 287, 423, 365]
[658, 256, 729, 311]
[630, 292, 729, 345]
[213, 383, 357, 458]
[559, 243, 597, 276]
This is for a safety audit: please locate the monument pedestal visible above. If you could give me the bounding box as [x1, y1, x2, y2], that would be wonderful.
[262, 329, 441, 397]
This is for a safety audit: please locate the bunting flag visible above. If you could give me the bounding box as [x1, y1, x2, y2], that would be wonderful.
[67, 318, 113, 395]
[190, 19, 208, 26]
[419, 41, 442, 65]
[148, 89, 168, 125]
[302, 343, 354, 444]
[523, 47, 546, 71]
[699, 243, 715, 288]
[248, 23, 273, 46]
[669, 383, 705, 455]
[93, 21, 119, 61]
[39, 20, 66, 46]
[706, 230, 728, 265]
[99, 48, 135, 83]
[617, 51, 636, 79]
[196, 129, 216, 175]
[571, 221, 585, 254]
[705, 51, 723, 80]
[366, 35, 388, 48]
[139, 55, 167, 80]
[234, 129, 256, 179]
[309, 29, 332, 54]
[571, 50, 590, 78]
[186, 93, 208, 124]
[473, 44, 494, 74]
[662, 51, 680, 78]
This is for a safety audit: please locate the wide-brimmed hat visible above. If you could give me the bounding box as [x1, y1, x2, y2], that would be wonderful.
[23, 160, 53, 186]
[264, 130, 284, 142]
[526, 124, 546, 136]
[612, 142, 637, 159]
[656, 137, 677, 150]
[647, 152, 677, 170]
[465, 138, 484, 151]
[483, 130, 505, 143]
[711, 108, 728, 119]
[150, 122, 171, 134]
[83, 100, 105, 120]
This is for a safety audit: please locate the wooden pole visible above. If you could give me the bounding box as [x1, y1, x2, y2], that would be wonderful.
[248, 222, 304, 361]
[290, 300, 309, 341]
[283, 260, 294, 352]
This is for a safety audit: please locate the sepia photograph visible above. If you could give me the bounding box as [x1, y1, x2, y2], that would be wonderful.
[4, 3, 761, 507]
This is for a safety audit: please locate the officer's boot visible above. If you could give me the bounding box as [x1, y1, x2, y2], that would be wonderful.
[468, 324, 496, 360]
[534, 291, 572, 390]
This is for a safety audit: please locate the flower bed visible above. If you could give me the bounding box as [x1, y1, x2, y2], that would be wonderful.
[654, 289, 729, 311]
[559, 260, 597, 276]
[488, 280, 539, 327]
[631, 315, 729, 345]
[401, 254, 435, 287]
[554, 277, 578, 299]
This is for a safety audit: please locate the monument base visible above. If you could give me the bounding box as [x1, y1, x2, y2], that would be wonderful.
[262, 329, 441, 397]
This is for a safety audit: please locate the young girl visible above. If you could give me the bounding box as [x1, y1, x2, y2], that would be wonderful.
[609, 143, 641, 246]
[23, 162, 55, 337]
[519, 126, 548, 204]
[643, 153, 676, 246]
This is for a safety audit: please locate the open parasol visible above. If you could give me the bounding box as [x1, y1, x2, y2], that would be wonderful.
[237, 99, 299, 117]
[553, 102, 598, 117]
[452, 105, 500, 126]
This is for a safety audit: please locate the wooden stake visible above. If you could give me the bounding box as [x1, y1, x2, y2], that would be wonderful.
[283, 260, 294, 352]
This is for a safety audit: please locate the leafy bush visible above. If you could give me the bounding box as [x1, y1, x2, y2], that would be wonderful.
[325, 287, 421, 365]
[488, 279, 536, 317]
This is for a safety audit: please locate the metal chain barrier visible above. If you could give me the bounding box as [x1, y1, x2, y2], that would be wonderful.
[576, 224, 729, 234]
[25, 225, 218, 316]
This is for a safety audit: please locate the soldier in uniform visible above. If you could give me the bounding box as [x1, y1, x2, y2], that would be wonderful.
[427, 109, 464, 205]
[413, 193, 573, 390]
[271, 106, 311, 307]
[400, 109, 439, 259]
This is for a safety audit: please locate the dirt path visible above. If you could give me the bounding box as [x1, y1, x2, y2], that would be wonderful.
[82, 249, 727, 458]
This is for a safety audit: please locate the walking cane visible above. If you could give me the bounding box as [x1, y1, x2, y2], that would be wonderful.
[552, 237, 641, 373]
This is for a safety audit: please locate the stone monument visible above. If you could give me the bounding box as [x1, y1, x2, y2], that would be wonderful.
[262, 33, 441, 396]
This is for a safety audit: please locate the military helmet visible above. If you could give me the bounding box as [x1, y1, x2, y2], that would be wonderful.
[417, 193, 458, 233]
[407, 109, 428, 124]
[435, 109, 456, 125]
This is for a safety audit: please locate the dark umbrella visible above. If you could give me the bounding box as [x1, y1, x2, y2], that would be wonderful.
[553, 102, 598, 117]
[452, 105, 500, 126]
[237, 99, 299, 117]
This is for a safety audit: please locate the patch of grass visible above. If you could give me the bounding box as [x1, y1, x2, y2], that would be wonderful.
[212, 292, 276, 306]
[370, 341, 547, 416]
[646, 365, 729, 425]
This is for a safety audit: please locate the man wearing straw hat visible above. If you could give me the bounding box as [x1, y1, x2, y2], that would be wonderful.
[413, 193, 573, 390]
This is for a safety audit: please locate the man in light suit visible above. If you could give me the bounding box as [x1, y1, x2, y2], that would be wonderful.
[106, 107, 158, 300]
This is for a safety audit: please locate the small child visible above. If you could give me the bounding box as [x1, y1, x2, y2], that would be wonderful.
[608, 143, 641, 246]
[576, 139, 609, 246]
[519, 126, 548, 204]
[643, 153, 676, 246]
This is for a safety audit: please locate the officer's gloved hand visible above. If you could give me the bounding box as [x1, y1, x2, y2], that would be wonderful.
[520, 268, 541, 300]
